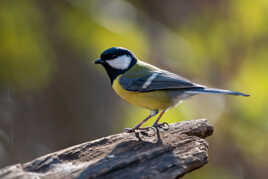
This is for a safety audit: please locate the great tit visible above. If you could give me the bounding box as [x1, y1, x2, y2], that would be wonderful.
[95, 47, 249, 132]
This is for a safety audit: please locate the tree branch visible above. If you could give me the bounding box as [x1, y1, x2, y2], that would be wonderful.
[0, 119, 213, 179]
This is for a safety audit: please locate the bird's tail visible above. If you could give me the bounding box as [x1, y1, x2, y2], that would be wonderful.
[186, 87, 250, 97]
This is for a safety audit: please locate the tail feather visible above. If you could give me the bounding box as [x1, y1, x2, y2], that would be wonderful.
[186, 87, 250, 97]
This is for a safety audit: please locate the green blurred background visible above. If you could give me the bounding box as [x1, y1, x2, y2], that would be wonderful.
[0, 0, 267, 178]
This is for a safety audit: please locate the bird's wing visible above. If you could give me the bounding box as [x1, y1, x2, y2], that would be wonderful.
[119, 65, 204, 92]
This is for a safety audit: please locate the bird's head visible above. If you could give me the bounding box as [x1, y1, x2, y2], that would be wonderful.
[95, 47, 137, 83]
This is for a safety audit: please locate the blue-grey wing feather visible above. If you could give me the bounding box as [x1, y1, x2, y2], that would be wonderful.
[119, 71, 204, 92]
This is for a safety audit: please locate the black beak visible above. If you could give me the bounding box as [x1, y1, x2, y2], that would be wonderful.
[94, 58, 104, 64]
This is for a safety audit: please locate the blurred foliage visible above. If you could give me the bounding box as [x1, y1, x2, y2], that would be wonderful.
[0, 0, 55, 90]
[0, 0, 267, 178]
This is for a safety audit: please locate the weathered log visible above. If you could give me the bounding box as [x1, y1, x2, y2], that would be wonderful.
[0, 119, 213, 179]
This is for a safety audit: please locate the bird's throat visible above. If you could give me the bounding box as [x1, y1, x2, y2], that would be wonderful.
[103, 65, 123, 84]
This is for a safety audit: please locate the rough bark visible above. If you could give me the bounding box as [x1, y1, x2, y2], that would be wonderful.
[0, 119, 213, 179]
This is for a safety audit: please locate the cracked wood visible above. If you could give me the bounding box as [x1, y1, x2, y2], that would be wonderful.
[0, 119, 213, 179]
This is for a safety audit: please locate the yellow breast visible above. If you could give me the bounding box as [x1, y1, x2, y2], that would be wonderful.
[112, 75, 173, 110]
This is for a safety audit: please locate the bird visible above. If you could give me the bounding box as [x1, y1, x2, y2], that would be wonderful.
[94, 47, 249, 132]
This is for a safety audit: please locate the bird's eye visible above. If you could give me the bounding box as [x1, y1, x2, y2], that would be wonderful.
[111, 55, 117, 59]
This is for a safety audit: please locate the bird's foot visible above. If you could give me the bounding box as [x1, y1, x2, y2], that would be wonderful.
[124, 127, 154, 133]
[152, 122, 169, 130]
[124, 127, 156, 137]
[124, 128, 137, 133]
[124, 122, 169, 134]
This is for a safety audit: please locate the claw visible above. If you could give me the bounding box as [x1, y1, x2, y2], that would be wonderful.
[140, 127, 156, 137]
[124, 127, 157, 137]
[124, 128, 136, 133]
[153, 122, 169, 130]
[140, 130, 155, 137]
[124, 127, 154, 133]
[159, 122, 169, 130]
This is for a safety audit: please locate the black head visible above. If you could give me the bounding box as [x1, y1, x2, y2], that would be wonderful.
[94, 47, 137, 83]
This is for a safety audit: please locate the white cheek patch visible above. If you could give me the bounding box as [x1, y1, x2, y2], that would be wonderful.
[106, 55, 132, 70]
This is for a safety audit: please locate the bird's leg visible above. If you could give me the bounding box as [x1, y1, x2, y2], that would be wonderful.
[152, 108, 168, 129]
[125, 110, 158, 133]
